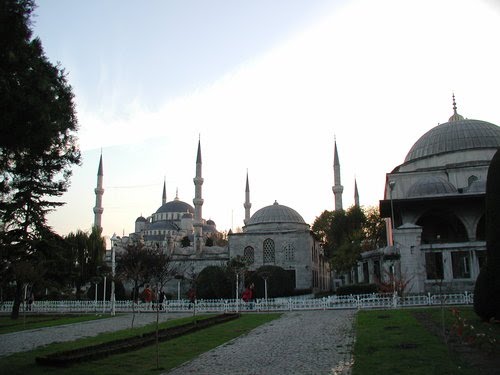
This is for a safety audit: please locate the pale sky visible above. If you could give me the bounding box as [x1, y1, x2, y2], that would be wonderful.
[33, 0, 500, 241]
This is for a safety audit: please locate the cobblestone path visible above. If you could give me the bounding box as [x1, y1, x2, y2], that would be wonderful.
[165, 310, 356, 375]
[0, 310, 356, 374]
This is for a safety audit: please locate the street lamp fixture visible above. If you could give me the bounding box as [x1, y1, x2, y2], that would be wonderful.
[388, 180, 396, 246]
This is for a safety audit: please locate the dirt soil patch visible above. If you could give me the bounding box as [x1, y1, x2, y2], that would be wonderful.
[36, 313, 239, 367]
[412, 310, 500, 375]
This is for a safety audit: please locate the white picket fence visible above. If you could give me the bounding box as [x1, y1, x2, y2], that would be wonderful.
[0, 292, 473, 315]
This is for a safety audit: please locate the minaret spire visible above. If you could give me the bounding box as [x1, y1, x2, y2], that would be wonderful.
[93, 152, 104, 230]
[244, 169, 252, 224]
[332, 138, 344, 211]
[354, 178, 360, 207]
[448, 93, 464, 122]
[162, 176, 167, 205]
[193, 138, 204, 255]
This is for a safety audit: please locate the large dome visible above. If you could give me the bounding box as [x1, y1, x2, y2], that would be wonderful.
[246, 201, 306, 226]
[156, 200, 194, 214]
[404, 119, 500, 163]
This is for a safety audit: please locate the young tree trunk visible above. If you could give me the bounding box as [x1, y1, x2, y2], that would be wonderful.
[10, 283, 23, 320]
[156, 295, 160, 369]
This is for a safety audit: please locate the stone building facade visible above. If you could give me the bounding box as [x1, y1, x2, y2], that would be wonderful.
[360, 97, 500, 294]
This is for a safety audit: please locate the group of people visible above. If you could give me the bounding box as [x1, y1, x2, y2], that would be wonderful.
[141, 285, 167, 309]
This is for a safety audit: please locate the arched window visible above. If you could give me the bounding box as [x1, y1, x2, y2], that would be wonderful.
[468, 175, 478, 186]
[476, 215, 485, 241]
[243, 246, 254, 264]
[416, 210, 468, 244]
[263, 238, 275, 264]
[283, 243, 295, 262]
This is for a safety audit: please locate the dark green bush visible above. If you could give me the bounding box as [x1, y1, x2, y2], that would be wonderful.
[196, 266, 232, 299]
[246, 266, 294, 298]
[335, 283, 378, 295]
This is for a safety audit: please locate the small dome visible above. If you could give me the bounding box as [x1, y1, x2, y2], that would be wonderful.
[135, 216, 147, 223]
[404, 119, 500, 163]
[207, 219, 215, 226]
[156, 200, 194, 214]
[182, 212, 193, 219]
[246, 201, 306, 226]
[407, 176, 457, 198]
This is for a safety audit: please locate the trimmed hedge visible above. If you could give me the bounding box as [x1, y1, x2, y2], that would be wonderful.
[246, 266, 294, 298]
[335, 283, 378, 295]
[196, 266, 233, 299]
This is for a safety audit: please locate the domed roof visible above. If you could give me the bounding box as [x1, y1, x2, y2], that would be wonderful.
[407, 176, 457, 198]
[156, 200, 194, 214]
[135, 216, 147, 223]
[182, 212, 193, 219]
[206, 219, 215, 226]
[246, 201, 306, 226]
[404, 119, 500, 163]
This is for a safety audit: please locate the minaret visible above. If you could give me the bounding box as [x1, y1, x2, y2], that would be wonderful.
[93, 152, 104, 230]
[162, 177, 167, 205]
[193, 139, 204, 255]
[354, 178, 360, 207]
[332, 138, 344, 211]
[244, 170, 252, 224]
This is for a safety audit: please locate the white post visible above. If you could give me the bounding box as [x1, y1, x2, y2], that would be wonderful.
[102, 276, 106, 314]
[111, 246, 116, 316]
[94, 282, 98, 313]
[264, 278, 268, 302]
[236, 273, 239, 313]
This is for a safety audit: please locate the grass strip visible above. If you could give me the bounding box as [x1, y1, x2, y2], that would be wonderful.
[0, 313, 280, 375]
[352, 308, 477, 375]
[0, 314, 108, 335]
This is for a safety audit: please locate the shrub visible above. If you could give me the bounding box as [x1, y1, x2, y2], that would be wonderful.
[196, 266, 232, 299]
[246, 266, 294, 298]
[335, 283, 378, 295]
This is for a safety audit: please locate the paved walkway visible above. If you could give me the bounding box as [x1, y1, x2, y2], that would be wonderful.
[165, 310, 356, 375]
[0, 310, 356, 375]
[0, 312, 191, 357]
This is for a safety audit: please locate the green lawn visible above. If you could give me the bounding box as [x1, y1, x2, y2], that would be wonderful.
[0, 313, 281, 375]
[0, 314, 108, 334]
[352, 308, 488, 375]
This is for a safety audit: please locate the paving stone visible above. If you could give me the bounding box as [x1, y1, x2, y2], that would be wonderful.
[165, 310, 356, 375]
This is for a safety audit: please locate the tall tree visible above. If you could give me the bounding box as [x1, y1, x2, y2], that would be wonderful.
[116, 242, 153, 328]
[312, 206, 386, 274]
[64, 227, 105, 298]
[0, 0, 81, 318]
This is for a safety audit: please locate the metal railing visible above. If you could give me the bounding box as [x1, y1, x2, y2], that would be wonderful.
[0, 292, 473, 315]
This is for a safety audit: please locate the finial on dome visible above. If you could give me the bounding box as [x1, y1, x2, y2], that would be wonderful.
[273, 200, 279, 205]
[448, 93, 464, 122]
[175, 187, 179, 201]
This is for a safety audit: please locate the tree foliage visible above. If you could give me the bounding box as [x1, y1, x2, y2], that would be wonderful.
[312, 206, 387, 274]
[64, 227, 105, 298]
[196, 266, 232, 299]
[0, 0, 81, 318]
[246, 265, 294, 298]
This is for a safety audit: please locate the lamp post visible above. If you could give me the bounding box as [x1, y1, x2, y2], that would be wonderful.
[111, 245, 116, 316]
[389, 180, 396, 246]
[175, 274, 184, 300]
